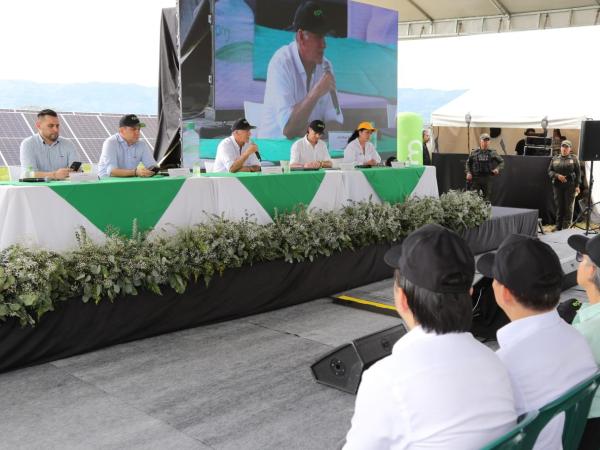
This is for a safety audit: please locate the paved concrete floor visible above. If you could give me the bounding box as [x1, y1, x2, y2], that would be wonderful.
[0, 229, 590, 449]
[0, 295, 401, 450]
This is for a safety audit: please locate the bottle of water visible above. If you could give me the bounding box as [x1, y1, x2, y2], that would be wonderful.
[27, 165, 34, 178]
[182, 121, 200, 169]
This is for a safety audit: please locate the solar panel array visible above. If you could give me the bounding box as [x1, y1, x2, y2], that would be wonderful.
[0, 110, 159, 166]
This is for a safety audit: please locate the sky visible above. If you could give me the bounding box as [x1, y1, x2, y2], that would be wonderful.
[397, 25, 600, 90]
[1, 1, 599, 91]
[0, 0, 175, 87]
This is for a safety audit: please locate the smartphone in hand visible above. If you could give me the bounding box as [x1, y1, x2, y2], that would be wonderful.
[70, 161, 82, 171]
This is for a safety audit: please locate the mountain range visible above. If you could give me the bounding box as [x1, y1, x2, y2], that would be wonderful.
[0, 80, 465, 122]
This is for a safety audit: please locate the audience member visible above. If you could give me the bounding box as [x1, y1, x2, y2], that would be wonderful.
[477, 234, 597, 449]
[567, 234, 600, 449]
[19, 109, 82, 179]
[344, 224, 516, 449]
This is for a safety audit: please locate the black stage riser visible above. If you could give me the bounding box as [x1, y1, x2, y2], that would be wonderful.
[0, 244, 393, 374]
[433, 154, 556, 225]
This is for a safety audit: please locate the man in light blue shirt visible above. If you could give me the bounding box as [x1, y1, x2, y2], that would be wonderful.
[98, 114, 157, 178]
[567, 234, 600, 449]
[19, 109, 82, 179]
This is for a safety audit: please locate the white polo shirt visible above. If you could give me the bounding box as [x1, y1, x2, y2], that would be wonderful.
[344, 326, 517, 450]
[259, 41, 343, 139]
[496, 310, 597, 450]
[290, 136, 331, 165]
[213, 135, 260, 173]
[343, 139, 381, 165]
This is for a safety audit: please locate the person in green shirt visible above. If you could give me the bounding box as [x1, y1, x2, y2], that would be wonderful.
[567, 234, 600, 450]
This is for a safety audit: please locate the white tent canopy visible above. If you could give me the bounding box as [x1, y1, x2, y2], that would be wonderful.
[431, 82, 600, 130]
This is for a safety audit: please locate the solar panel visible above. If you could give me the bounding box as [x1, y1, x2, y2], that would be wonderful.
[77, 138, 106, 163]
[98, 116, 122, 134]
[0, 110, 159, 166]
[141, 116, 159, 140]
[0, 112, 32, 138]
[0, 138, 23, 166]
[61, 115, 110, 139]
[23, 113, 74, 139]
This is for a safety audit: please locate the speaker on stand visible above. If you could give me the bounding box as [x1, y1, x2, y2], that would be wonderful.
[577, 120, 600, 235]
[310, 324, 407, 394]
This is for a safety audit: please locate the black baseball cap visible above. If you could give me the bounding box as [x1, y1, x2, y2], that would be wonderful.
[568, 234, 600, 267]
[232, 117, 256, 131]
[293, 1, 330, 35]
[119, 114, 146, 128]
[384, 224, 475, 293]
[309, 120, 325, 133]
[477, 234, 563, 295]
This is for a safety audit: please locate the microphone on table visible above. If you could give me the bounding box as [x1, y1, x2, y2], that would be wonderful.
[322, 60, 340, 115]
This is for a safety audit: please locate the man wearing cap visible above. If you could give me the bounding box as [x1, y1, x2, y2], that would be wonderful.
[466, 133, 504, 201]
[19, 109, 82, 179]
[477, 234, 597, 450]
[98, 114, 157, 178]
[259, 1, 343, 140]
[344, 224, 516, 449]
[289, 120, 332, 169]
[213, 118, 261, 173]
[548, 139, 580, 230]
[567, 234, 600, 449]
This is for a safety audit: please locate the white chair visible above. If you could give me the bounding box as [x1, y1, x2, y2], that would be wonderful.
[331, 158, 344, 169]
[204, 161, 215, 173]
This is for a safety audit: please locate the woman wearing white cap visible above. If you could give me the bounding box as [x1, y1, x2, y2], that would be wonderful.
[343, 122, 381, 166]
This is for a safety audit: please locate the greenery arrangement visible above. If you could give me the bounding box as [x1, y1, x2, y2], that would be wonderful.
[0, 191, 490, 327]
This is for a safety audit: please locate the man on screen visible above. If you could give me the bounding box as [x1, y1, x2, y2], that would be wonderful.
[259, 1, 343, 139]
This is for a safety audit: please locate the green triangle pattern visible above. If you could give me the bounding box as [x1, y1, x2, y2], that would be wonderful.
[236, 171, 326, 218]
[360, 167, 425, 203]
[49, 177, 186, 236]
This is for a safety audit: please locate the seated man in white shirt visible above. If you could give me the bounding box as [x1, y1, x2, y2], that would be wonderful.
[477, 234, 597, 450]
[213, 118, 261, 173]
[290, 120, 332, 169]
[344, 224, 517, 450]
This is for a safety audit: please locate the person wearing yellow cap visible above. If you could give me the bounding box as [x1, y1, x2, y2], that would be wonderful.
[343, 122, 381, 166]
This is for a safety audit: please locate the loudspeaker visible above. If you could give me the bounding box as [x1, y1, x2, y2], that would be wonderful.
[310, 324, 407, 394]
[579, 120, 600, 161]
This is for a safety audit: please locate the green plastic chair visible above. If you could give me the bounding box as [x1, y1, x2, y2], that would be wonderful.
[482, 370, 600, 450]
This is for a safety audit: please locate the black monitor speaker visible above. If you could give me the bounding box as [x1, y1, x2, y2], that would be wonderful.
[579, 120, 600, 161]
[310, 324, 407, 394]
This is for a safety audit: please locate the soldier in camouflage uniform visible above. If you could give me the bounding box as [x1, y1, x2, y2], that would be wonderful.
[465, 133, 505, 201]
[548, 140, 581, 230]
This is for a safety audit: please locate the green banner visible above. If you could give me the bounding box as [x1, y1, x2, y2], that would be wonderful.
[360, 167, 425, 203]
[205, 171, 325, 218]
[49, 177, 186, 236]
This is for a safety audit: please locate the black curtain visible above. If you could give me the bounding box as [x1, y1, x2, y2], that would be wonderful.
[155, 7, 182, 167]
[433, 153, 556, 225]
